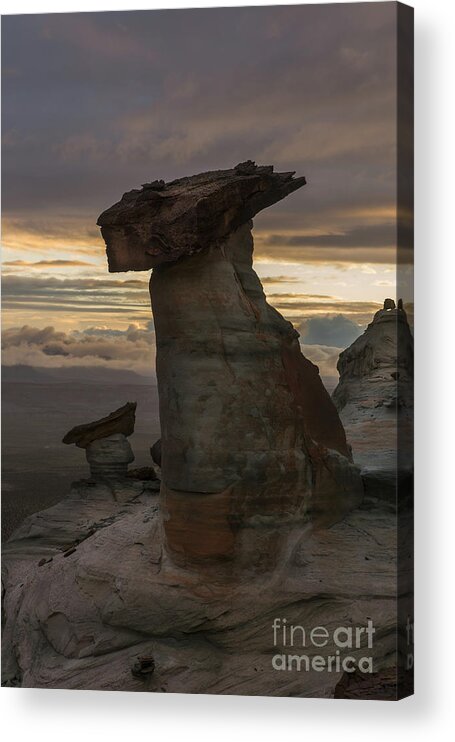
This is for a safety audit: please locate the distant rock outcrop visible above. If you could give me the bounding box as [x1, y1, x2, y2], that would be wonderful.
[99, 163, 363, 571]
[63, 403, 137, 481]
[333, 299, 414, 499]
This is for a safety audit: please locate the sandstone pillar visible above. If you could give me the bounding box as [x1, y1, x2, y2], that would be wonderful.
[98, 163, 363, 571]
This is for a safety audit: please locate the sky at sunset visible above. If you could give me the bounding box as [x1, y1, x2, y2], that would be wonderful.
[2, 3, 406, 378]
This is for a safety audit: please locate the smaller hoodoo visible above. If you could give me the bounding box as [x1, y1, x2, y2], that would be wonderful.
[332, 299, 414, 499]
[62, 402, 137, 481]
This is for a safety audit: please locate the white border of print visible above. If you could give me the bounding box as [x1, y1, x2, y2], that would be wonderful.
[1, 1, 454, 741]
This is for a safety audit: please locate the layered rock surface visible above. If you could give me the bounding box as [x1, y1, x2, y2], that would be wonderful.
[332, 300, 414, 499]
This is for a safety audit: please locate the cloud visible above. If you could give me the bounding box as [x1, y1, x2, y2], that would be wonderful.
[2, 275, 148, 293]
[299, 314, 363, 348]
[254, 221, 412, 265]
[259, 223, 395, 249]
[2, 321, 344, 383]
[2, 275, 150, 313]
[3, 259, 94, 268]
[2, 3, 401, 269]
[1, 274, 152, 331]
[2, 272, 383, 339]
[300, 343, 342, 379]
[260, 275, 300, 284]
[54, 133, 109, 163]
[1, 215, 105, 259]
[270, 297, 381, 324]
[2, 323, 156, 374]
[255, 246, 411, 266]
[267, 293, 337, 301]
[375, 279, 395, 287]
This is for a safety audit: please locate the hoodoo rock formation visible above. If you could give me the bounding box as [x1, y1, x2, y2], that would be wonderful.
[332, 299, 414, 499]
[63, 403, 137, 482]
[99, 163, 363, 569]
[62, 402, 137, 447]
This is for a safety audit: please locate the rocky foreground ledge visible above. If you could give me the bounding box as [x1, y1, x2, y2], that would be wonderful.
[2, 467, 410, 696]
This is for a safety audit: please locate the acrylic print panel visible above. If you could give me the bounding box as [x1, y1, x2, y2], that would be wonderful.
[1, 2, 414, 699]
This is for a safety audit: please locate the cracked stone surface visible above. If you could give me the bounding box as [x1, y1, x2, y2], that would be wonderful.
[97, 161, 306, 272]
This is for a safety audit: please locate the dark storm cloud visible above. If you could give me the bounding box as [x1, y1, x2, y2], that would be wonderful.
[300, 314, 364, 347]
[262, 223, 396, 249]
[2, 3, 397, 260]
[256, 221, 413, 263]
